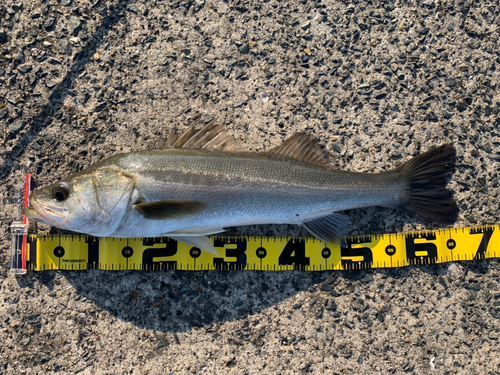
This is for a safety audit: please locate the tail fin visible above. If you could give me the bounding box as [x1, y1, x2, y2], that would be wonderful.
[396, 144, 458, 224]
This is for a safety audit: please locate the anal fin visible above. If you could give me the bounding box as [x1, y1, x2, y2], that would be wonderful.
[167, 227, 226, 236]
[167, 235, 219, 255]
[302, 213, 349, 247]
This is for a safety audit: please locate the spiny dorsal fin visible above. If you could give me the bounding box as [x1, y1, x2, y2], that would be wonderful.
[157, 118, 201, 149]
[270, 133, 329, 165]
[160, 118, 243, 151]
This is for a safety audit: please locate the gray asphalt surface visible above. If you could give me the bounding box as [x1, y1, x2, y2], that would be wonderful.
[1, 0, 500, 374]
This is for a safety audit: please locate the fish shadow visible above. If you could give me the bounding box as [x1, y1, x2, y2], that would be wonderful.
[17, 258, 490, 335]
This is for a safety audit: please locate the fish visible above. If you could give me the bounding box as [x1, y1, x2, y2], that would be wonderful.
[22, 119, 458, 255]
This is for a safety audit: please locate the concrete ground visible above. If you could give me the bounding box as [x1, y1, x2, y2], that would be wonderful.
[1, 0, 500, 373]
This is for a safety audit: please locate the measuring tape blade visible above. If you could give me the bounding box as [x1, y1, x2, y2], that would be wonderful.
[23, 226, 498, 271]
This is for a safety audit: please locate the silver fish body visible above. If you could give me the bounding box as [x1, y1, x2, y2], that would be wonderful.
[23, 121, 458, 253]
[108, 148, 404, 237]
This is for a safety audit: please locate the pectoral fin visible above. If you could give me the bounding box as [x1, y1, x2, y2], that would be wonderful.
[134, 200, 206, 220]
[302, 213, 349, 247]
[167, 235, 219, 255]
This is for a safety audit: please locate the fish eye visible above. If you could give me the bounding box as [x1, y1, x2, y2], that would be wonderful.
[52, 183, 69, 201]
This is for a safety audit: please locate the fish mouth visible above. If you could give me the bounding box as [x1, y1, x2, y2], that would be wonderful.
[22, 200, 68, 226]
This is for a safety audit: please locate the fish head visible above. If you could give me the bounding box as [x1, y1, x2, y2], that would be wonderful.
[22, 169, 137, 236]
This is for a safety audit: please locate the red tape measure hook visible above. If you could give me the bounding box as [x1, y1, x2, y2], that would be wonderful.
[10, 174, 32, 275]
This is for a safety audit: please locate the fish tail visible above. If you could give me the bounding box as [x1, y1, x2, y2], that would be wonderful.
[396, 144, 458, 224]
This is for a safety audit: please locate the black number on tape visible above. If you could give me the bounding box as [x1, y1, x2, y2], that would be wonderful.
[142, 238, 178, 270]
[321, 247, 331, 259]
[256, 247, 267, 259]
[341, 238, 373, 270]
[213, 238, 247, 270]
[405, 233, 437, 265]
[446, 239, 456, 250]
[470, 227, 494, 260]
[121, 246, 133, 258]
[54, 246, 65, 258]
[278, 239, 310, 270]
[190, 247, 201, 258]
[385, 245, 396, 256]
[85, 236, 99, 269]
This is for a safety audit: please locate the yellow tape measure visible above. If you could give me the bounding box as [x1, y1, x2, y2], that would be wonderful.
[24, 225, 498, 271]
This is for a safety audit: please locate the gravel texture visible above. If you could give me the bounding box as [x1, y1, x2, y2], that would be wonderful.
[1, 0, 500, 373]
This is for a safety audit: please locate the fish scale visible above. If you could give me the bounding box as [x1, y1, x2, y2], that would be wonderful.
[108, 148, 403, 239]
[116, 148, 403, 209]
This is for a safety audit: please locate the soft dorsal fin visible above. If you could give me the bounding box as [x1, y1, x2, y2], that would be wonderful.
[270, 133, 329, 165]
[159, 118, 243, 151]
